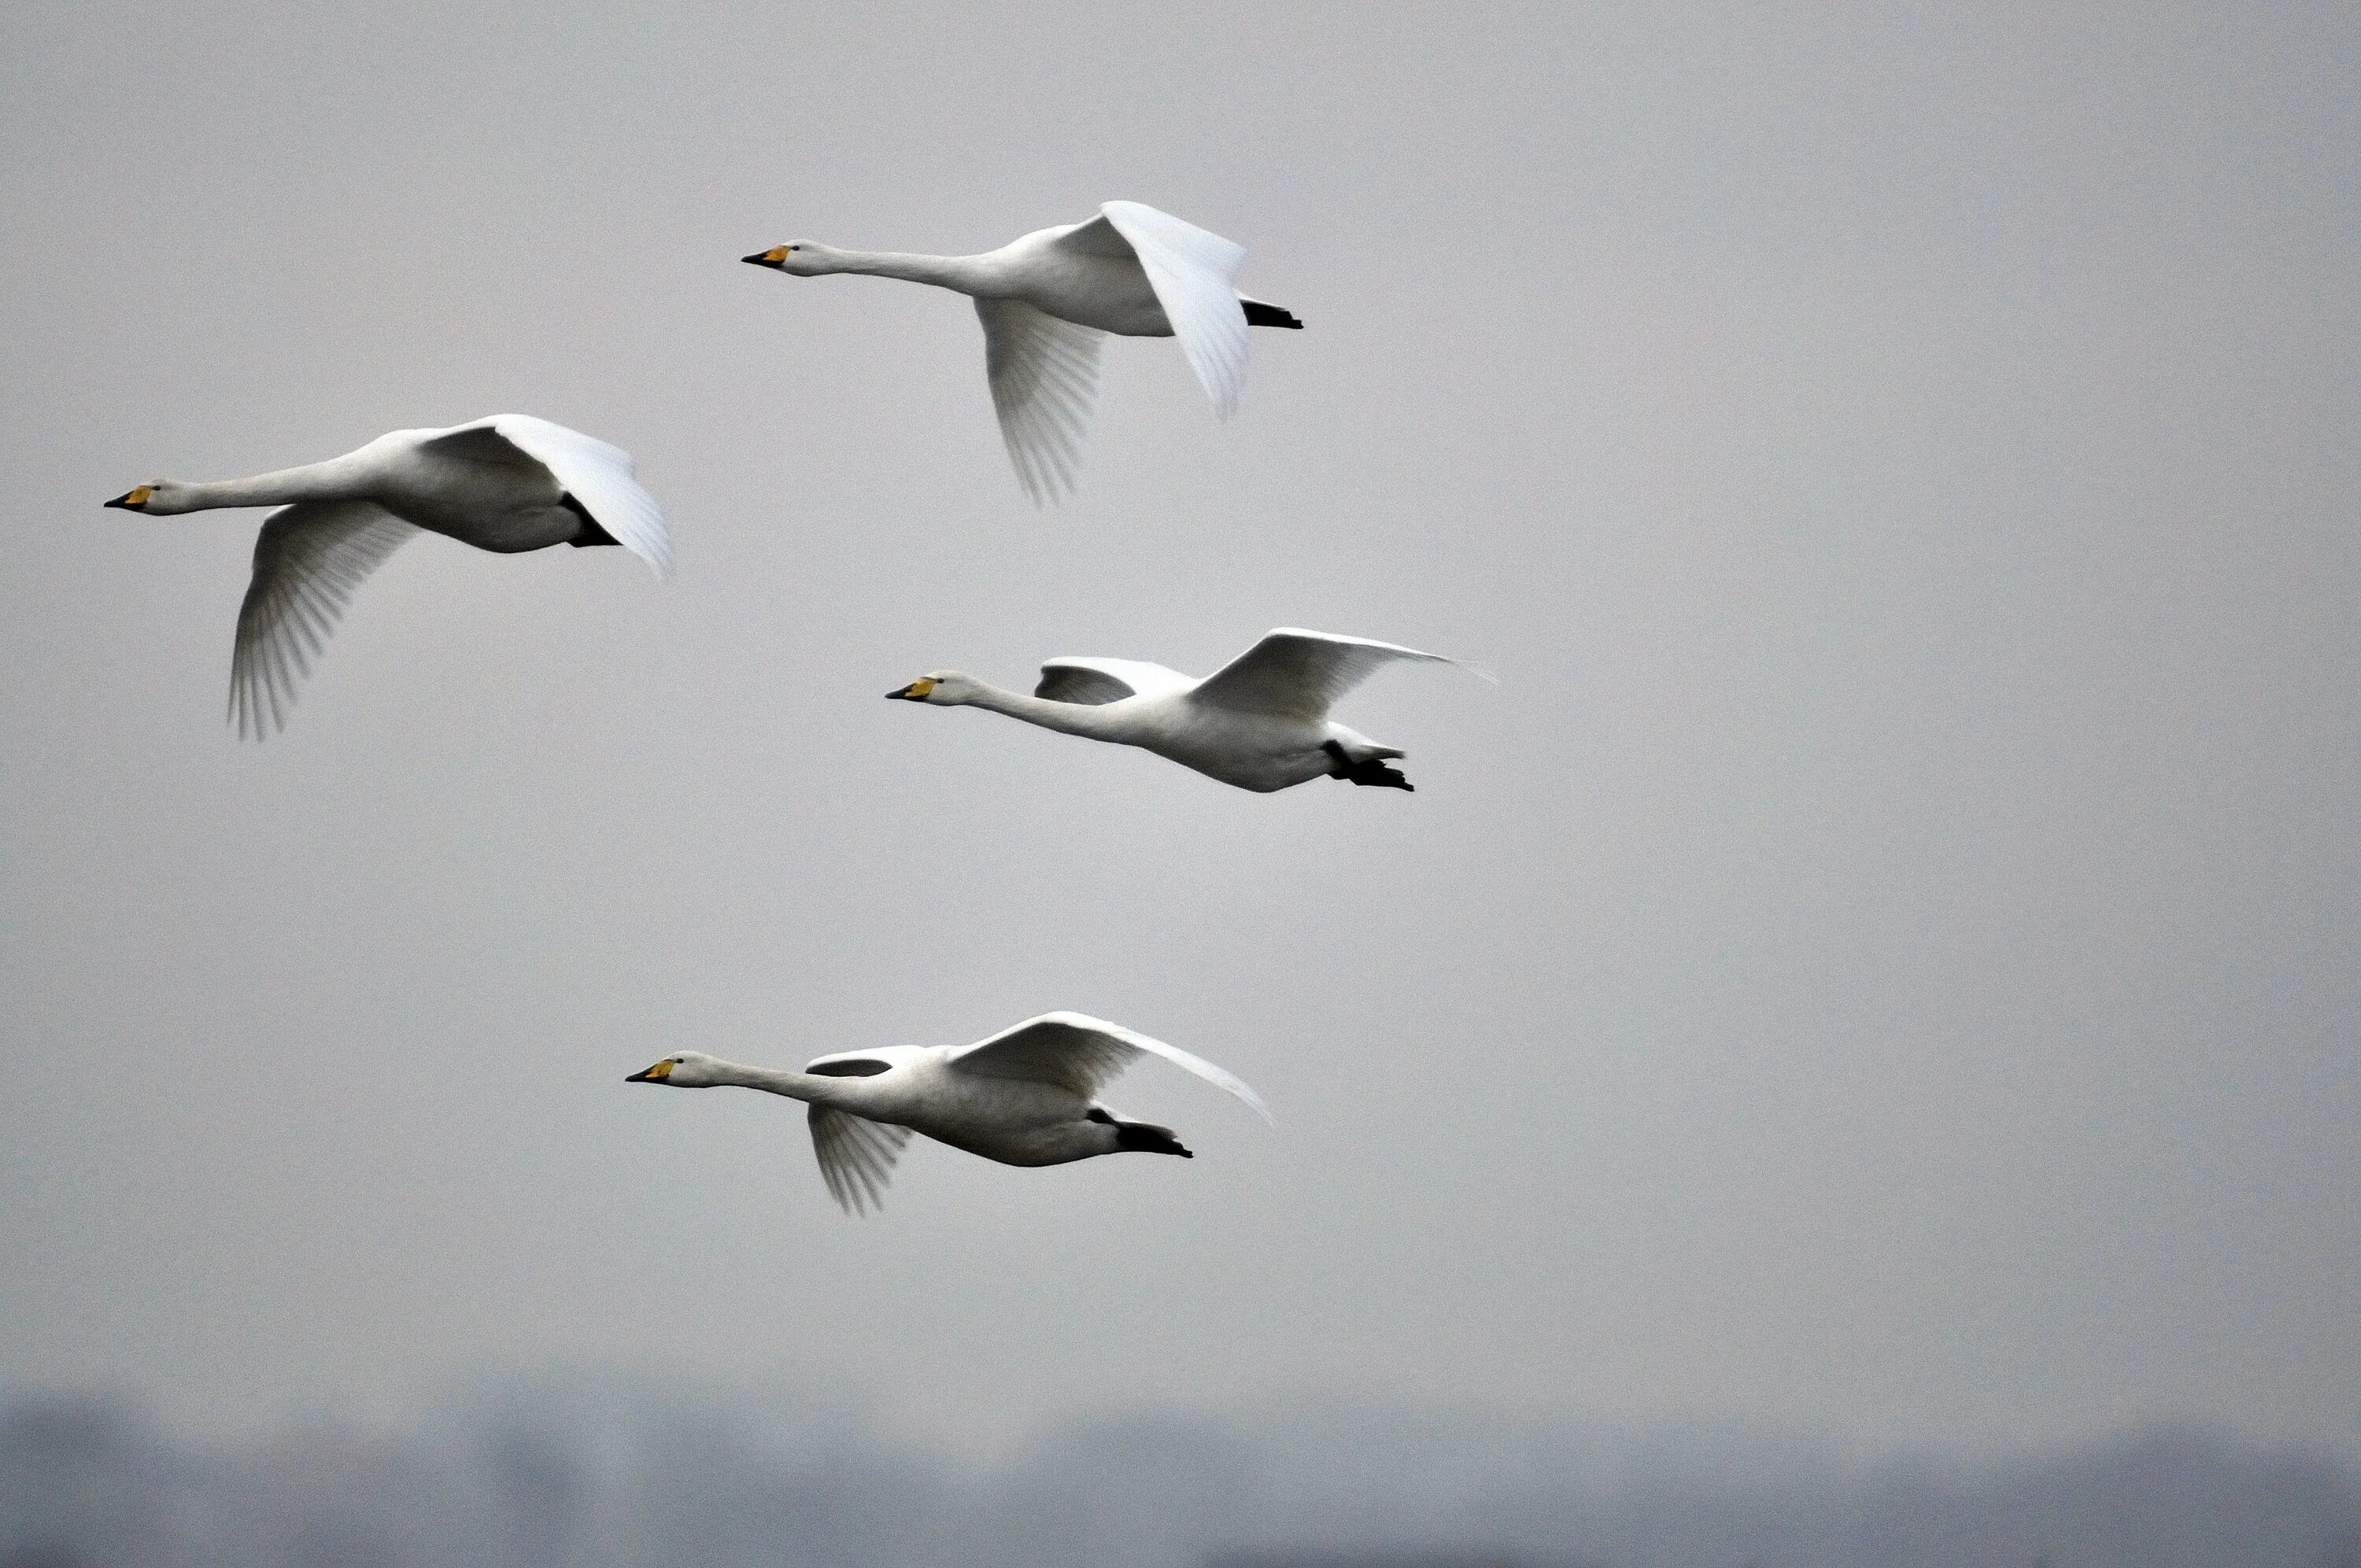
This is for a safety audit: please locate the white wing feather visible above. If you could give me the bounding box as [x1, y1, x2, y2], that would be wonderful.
[462, 415, 672, 577]
[948, 1012, 1273, 1123]
[228, 500, 421, 740]
[977, 299, 1107, 504]
[807, 1105, 914, 1216]
[1096, 202, 1252, 417]
[1035, 656, 1195, 705]
[1190, 628, 1466, 722]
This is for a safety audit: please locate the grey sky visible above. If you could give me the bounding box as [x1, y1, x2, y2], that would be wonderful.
[2, 0, 2355, 1463]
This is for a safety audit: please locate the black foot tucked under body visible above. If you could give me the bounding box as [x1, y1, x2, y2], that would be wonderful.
[560, 492, 621, 547]
[1089, 1107, 1194, 1157]
[1324, 738, 1413, 791]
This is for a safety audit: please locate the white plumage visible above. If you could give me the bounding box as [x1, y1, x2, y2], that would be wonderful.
[743, 201, 1301, 502]
[106, 415, 670, 737]
[626, 1012, 1272, 1216]
[889, 628, 1483, 793]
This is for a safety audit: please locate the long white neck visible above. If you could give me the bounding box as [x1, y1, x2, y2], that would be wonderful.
[146, 461, 359, 515]
[805, 245, 994, 295]
[692, 1058, 858, 1105]
[956, 682, 1129, 740]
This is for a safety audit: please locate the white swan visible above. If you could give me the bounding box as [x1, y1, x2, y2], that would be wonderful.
[887, 628, 1479, 793]
[106, 415, 671, 737]
[741, 201, 1302, 502]
[626, 1011, 1271, 1215]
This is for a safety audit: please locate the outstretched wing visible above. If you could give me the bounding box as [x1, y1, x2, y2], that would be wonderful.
[1080, 202, 1252, 418]
[807, 1105, 914, 1216]
[229, 500, 421, 740]
[1035, 657, 1194, 706]
[948, 1012, 1272, 1123]
[427, 415, 672, 577]
[977, 298, 1107, 504]
[1190, 628, 1462, 721]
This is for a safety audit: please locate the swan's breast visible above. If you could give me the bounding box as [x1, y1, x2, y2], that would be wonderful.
[1011, 246, 1171, 338]
[372, 441, 575, 552]
[897, 1073, 1101, 1165]
[926, 1111, 1114, 1168]
[1143, 705, 1332, 792]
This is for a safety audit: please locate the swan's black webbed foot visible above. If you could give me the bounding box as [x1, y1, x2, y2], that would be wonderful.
[1323, 739, 1413, 791]
[560, 493, 621, 547]
[1243, 300, 1304, 329]
[1114, 1121, 1193, 1157]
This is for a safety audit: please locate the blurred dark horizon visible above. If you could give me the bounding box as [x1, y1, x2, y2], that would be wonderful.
[6, 1382, 2357, 1568]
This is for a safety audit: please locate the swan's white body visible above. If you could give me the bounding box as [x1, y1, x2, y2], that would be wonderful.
[626, 1012, 1271, 1215]
[107, 415, 670, 737]
[890, 629, 1476, 793]
[744, 201, 1301, 501]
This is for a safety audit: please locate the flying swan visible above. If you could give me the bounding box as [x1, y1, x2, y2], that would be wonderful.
[887, 628, 1480, 793]
[105, 415, 671, 737]
[742, 201, 1301, 503]
[626, 1011, 1272, 1215]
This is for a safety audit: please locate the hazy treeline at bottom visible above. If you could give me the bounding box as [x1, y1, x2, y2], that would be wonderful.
[3, 1389, 2356, 1568]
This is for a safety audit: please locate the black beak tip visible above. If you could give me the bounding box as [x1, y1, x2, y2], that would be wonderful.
[885, 688, 911, 700]
[624, 1068, 651, 1083]
[741, 253, 780, 268]
[103, 493, 139, 511]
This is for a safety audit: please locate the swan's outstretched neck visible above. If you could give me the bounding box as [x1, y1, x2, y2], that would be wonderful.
[145, 463, 357, 515]
[705, 1060, 844, 1104]
[808, 247, 995, 294]
[959, 683, 1128, 739]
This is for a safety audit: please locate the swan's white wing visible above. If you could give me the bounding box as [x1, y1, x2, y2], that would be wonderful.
[977, 299, 1106, 504]
[1096, 201, 1251, 417]
[948, 1012, 1273, 1123]
[229, 500, 421, 740]
[1035, 656, 1194, 706]
[1189, 628, 1462, 722]
[807, 1105, 914, 1216]
[430, 415, 672, 577]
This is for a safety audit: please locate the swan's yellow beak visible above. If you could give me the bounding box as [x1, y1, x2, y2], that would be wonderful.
[887, 677, 935, 701]
[625, 1059, 674, 1083]
[105, 485, 154, 511]
[742, 245, 790, 268]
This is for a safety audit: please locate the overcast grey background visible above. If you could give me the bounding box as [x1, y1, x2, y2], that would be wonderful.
[2, 0, 2355, 1473]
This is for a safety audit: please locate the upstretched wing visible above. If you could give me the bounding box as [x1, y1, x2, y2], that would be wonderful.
[1034, 656, 1194, 706]
[947, 1012, 1272, 1123]
[807, 1105, 914, 1216]
[1056, 203, 1252, 418]
[229, 500, 422, 740]
[977, 298, 1107, 504]
[424, 415, 672, 577]
[1189, 628, 1462, 721]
